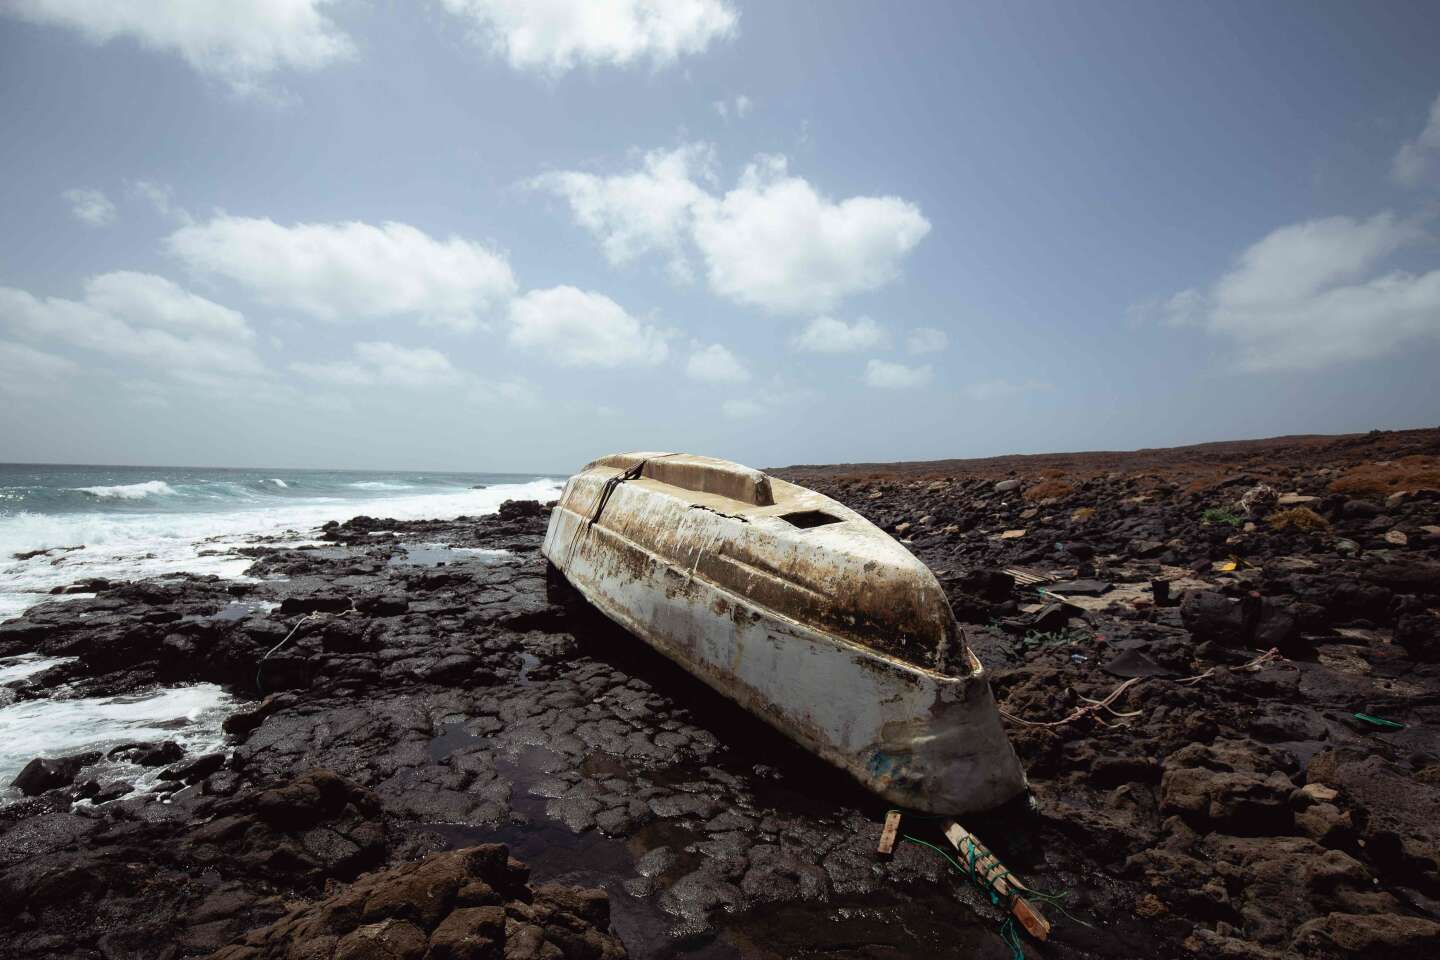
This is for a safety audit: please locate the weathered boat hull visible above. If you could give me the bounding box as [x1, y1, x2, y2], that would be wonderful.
[542, 454, 1027, 813]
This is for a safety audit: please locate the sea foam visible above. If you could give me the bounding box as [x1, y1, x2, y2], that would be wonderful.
[0, 679, 235, 799]
[0, 477, 564, 620]
[73, 480, 178, 500]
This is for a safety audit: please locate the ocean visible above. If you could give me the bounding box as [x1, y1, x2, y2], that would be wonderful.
[0, 462, 565, 620]
[0, 462, 565, 793]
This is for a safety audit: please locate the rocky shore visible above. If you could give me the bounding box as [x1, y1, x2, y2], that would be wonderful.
[2, 430, 1439, 959]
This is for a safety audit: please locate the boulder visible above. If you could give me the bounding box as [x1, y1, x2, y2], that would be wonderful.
[497, 500, 547, 521]
[1181, 590, 1254, 646]
[160, 752, 227, 784]
[10, 751, 101, 796]
[1340, 500, 1381, 520]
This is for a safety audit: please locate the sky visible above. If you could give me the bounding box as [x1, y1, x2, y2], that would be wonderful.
[1, 1, 1439, 474]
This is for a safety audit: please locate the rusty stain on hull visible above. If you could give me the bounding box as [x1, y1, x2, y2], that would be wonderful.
[541, 451, 1028, 813]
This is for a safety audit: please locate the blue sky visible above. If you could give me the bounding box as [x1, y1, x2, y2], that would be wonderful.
[1, 1, 1438, 473]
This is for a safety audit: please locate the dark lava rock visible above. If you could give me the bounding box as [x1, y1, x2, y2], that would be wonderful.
[223, 694, 294, 737]
[954, 568, 1015, 601]
[355, 592, 409, 616]
[109, 739, 184, 767]
[160, 752, 227, 784]
[1290, 912, 1440, 957]
[1341, 500, 1383, 520]
[1180, 589, 1254, 646]
[203, 845, 624, 960]
[497, 499, 548, 521]
[279, 593, 354, 615]
[253, 768, 379, 831]
[1362, 560, 1440, 595]
[1395, 609, 1440, 661]
[10, 751, 100, 796]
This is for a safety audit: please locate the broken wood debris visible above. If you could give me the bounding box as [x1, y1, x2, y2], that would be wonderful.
[876, 810, 902, 856]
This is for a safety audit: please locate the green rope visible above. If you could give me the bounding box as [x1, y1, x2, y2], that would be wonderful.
[1353, 712, 1405, 730]
[1000, 918, 1025, 960]
[900, 834, 1023, 958]
[896, 822, 1094, 930]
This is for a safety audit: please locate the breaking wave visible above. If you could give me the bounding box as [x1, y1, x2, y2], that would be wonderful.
[73, 480, 178, 500]
[0, 469, 564, 621]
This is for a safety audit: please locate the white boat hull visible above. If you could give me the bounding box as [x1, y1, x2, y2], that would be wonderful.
[541, 455, 1027, 813]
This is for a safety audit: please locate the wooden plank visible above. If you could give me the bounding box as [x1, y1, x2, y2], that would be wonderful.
[876, 810, 902, 856]
[943, 821, 1050, 941]
[1004, 566, 1054, 586]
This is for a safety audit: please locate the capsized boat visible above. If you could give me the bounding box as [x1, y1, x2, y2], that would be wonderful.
[541, 452, 1027, 813]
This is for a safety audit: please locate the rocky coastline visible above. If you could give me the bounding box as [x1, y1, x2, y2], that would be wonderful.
[3, 430, 1439, 959]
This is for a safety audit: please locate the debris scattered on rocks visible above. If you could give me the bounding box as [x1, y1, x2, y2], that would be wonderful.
[1, 427, 1437, 959]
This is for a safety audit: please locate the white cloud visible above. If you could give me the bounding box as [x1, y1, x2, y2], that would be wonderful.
[686, 342, 749, 382]
[906, 326, 948, 354]
[292, 341, 461, 388]
[130, 180, 192, 224]
[62, 188, 115, 226]
[714, 93, 752, 119]
[438, 0, 738, 75]
[790, 315, 887, 353]
[534, 145, 930, 314]
[168, 216, 517, 331]
[0, 340, 77, 397]
[1394, 92, 1440, 187]
[1152, 212, 1440, 371]
[84, 271, 252, 339]
[692, 156, 931, 314]
[863, 359, 932, 389]
[5, 0, 355, 94]
[721, 378, 810, 419]
[508, 286, 669, 367]
[529, 144, 714, 281]
[0, 272, 263, 377]
[963, 379, 1052, 401]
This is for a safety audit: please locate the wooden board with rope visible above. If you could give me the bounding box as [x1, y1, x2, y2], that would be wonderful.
[943, 821, 1051, 941]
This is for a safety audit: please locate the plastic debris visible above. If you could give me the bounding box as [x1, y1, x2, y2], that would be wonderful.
[1352, 712, 1405, 730]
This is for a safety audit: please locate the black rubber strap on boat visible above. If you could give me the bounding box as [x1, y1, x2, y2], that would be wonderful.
[589, 458, 649, 526]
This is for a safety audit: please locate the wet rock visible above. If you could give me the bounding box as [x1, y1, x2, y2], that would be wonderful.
[223, 694, 295, 737]
[109, 739, 184, 766]
[10, 751, 100, 796]
[497, 499, 548, 521]
[279, 593, 354, 615]
[355, 592, 409, 616]
[160, 751, 227, 784]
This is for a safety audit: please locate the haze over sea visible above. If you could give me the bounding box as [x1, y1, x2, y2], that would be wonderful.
[0, 463, 563, 621]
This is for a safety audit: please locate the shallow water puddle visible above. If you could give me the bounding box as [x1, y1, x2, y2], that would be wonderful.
[387, 542, 512, 568]
[199, 599, 279, 623]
